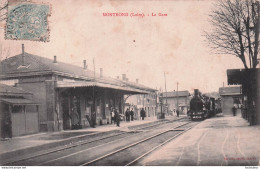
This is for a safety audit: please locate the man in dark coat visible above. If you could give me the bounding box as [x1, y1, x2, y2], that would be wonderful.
[232, 105, 237, 116]
[91, 111, 96, 128]
[115, 108, 120, 127]
[140, 108, 146, 120]
[130, 108, 134, 121]
[176, 109, 180, 117]
[125, 108, 130, 122]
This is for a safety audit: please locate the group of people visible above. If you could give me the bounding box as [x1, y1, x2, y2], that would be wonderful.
[140, 108, 146, 120]
[173, 109, 180, 117]
[111, 108, 121, 127]
[125, 108, 134, 122]
[110, 107, 147, 127]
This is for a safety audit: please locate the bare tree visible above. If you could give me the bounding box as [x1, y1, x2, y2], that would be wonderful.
[205, 0, 260, 69]
[0, 0, 8, 30]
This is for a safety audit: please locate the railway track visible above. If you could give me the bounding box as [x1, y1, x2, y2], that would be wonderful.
[2, 117, 185, 165]
[82, 121, 199, 166]
[3, 117, 194, 166]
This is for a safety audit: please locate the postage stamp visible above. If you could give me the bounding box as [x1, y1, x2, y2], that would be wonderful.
[5, 2, 50, 42]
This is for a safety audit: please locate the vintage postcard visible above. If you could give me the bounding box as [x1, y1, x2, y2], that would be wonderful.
[0, 0, 259, 167]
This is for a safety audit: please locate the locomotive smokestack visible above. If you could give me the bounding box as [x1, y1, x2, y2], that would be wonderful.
[194, 89, 199, 96]
[53, 56, 57, 63]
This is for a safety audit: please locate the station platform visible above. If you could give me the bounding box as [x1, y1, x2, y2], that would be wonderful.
[0, 115, 184, 165]
[136, 113, 260, 166]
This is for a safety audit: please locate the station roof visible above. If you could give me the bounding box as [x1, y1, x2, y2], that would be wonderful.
[219, 86, 241, 96]
[0, 84, 38, 105]
[227, 68, 260, 85]
[0, 83, 32, 96]
[57, 81, 150, 94]
[160, 90, 190, 98]
[0, 52, 156, 94]
[0, 97, 39, 105]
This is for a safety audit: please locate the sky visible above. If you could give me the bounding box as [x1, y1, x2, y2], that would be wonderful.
[0, 0, 245, 93]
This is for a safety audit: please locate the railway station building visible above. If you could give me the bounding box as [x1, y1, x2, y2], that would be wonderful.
[219, 86, 242, 116]
[226, 68, 260, 125]
[0, 44, 156, 133]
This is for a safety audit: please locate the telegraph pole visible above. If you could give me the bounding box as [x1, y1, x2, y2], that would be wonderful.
[177, 82, 179, 111]
[164, 72, 168, 116]
[92, 57, 96, 128]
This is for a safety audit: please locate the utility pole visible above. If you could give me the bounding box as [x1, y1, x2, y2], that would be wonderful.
[254, 1, 259, 67]
[164, 72, 168, 116]
[91, 57, 96, 128]
[177, 82, 179, 111]
[0, 44, 2, 61]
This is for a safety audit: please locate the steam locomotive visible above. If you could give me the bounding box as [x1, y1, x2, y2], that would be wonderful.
[188, 89, 221, 121]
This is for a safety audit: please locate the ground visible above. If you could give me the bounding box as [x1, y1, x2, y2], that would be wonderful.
[136, 114, 260, 166]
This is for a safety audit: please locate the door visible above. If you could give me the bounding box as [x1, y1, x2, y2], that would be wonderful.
[61, 97, 70, 130]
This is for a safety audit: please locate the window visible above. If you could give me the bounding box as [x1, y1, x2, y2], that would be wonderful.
[12, 105, 23, 113]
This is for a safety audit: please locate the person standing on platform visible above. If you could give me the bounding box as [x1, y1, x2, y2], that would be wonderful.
[115, 108, 120, 127]
[232, 105, 237, 116]
[176, 109, 180, 117]
[71, 107, 80, 129]
[91, 111, 96, 128]
[130, 108, 134, 121]
[140, 108, 146, 120]
[85, 110, 91, 127]
[125, 108, 130, 122]
[111, 108, 115, 124]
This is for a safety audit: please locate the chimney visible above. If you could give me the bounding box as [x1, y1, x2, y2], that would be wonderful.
[100, 68, 103, 77]
[136, 79, 139, 83]
[122, 74, 126, 81]
[22, 44, 25, 66]
[53, 56, 57, 63]
[83, 60, 87, 69]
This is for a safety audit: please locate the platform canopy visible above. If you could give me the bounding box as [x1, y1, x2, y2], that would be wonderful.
[56, 81, 151, 94]
[227, 68, 260, 85]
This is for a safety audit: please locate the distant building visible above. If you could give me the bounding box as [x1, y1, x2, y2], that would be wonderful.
[125, 92, 157, 120]
[219, 86, 242, 116]
[159, 90, 190, 115]
[0, 44, 155, 133]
